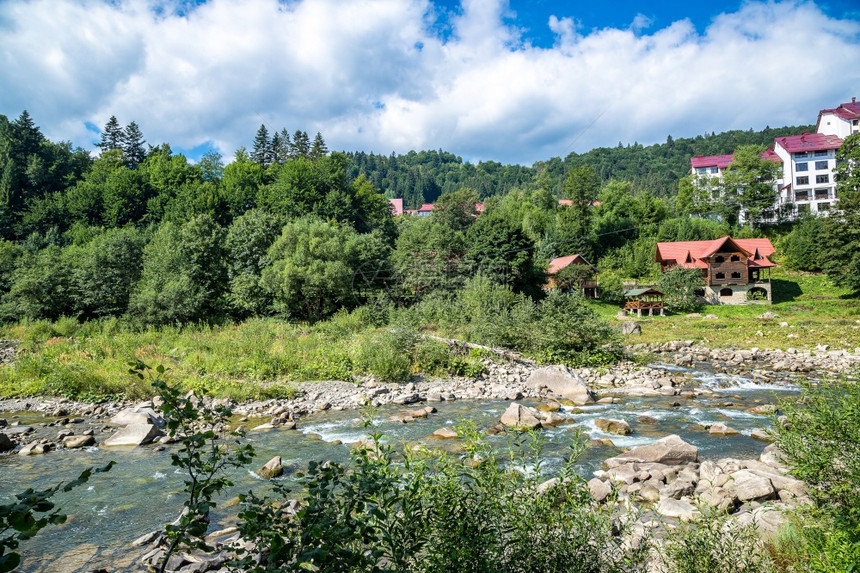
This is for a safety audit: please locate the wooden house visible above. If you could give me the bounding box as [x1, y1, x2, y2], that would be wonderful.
[654, 236, 776, 304]
[547, 254, 598, 298]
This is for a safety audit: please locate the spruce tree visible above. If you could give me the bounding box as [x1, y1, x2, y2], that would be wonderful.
[122, 121, 146, 168]
[98, 115, 123, 153]
[310, 132, 328, 160]
[251, 124, 272, 167]
[273, 128, 291, 164]
[290, 130, 310, 159]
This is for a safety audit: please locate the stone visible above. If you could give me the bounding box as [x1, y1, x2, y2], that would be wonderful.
[102, 423, 163, 447]
[432, 427, 459, 439]
[709, 422, 739, 436]
[758, 312, 779, 320]
[108, 407, 162, 427]
[750, 429, 774, 442]
[63, 435, 95, 449]
[525, 365, 595, 405]
[639, 486, 661, 502]
[746, 404, 778, 415]
[588, 478, 612, 502]
[595, 418, 632, 435]
[727, 469, 776, 502]
[637, 415, 658, 424]
[662, 480, 695, 500]
[620, 322, 642, 335]
[603, 434, 698, 467]
[251, 423, 276, 431]
[539, 412, 566, 427]
[3, 425, 33, 436]
[656, 498, 698, 521]
[19, 440, 53, 455]
[500, 403, 541, 430]
[0, 433, 12, 452]
[258, 456, 283, 479]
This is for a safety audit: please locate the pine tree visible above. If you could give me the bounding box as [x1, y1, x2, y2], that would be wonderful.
[273, 128, 291, 164]
[122, 121, 146, 168]
[98, 116, 123, 153]
[251, 124, 272, 167]
[290, 130, 310, 159]
[309, 132, 328, 160]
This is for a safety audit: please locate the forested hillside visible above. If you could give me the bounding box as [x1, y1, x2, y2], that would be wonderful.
[346, 125, 812, 208]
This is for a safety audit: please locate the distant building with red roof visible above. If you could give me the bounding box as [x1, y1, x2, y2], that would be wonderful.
[546, 254, 598, 298]
[655, 236, 776, 304]
[816, 97, 860, 138]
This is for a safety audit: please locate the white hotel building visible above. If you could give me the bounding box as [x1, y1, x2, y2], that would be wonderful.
[690, 98, 857, 220]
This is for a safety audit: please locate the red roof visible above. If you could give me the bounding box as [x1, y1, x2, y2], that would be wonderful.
[548, 254, 596, 274]
[655, 236, 776, 270]
[418, 203, 434, 212]
[388, 198, 403, 216]
[775, 132, 843, 154]
[817, 98, 860, 125]
[691, 154, 734, 169]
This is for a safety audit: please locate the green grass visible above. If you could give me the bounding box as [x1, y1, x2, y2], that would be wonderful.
[592, 268, 860, 350]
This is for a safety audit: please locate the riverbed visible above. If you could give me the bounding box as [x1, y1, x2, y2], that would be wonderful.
[1, 361, 803, 572]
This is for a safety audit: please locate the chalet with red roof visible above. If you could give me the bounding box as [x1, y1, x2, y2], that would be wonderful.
[655, 236, 776, 304]
[546, 254, 598, 298]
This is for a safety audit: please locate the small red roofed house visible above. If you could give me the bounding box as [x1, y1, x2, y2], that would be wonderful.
[816, 97, 860, 138]
[547, 254, 598, 298]
[655, 236, 776, 304]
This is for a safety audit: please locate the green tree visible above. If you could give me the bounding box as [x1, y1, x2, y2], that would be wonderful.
[310, 131, 328, 160]
[393, 216, 469, 299]
[197, 150, 224, 183]
[224, 209, 283, 316]
[432, 187, 479, 232]
[823, 133, 860, 293]
[656, 265, 704, 311]
[290, 130, 310, 159]
[222, 148, 263, 217]
[122, 121, 146, 168]
[1, 244, 75, 320]
[97, 115, 123, 153]
[721, 145, 780, 231]
[261, 217, 370, 320]
[676, 174, 715, 217]
[251, 124, 272, 167]
[464, 212, 540, 295]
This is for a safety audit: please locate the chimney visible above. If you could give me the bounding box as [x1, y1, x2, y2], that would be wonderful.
[853, 97, 857, 103]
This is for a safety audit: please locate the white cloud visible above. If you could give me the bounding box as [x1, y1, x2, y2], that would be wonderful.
[1, 0, 858, 165]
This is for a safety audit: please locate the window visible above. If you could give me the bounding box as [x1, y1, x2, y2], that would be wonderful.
[815, 188, 830, 200]
[795, 190, 810, 201]
[714, 256, 725, 263]
[814, 150, 828, 157]
[719, 288, 733, 297]
[731, 271, 742, 279]
[709, 167, 719, 174]
[815, 160, 828, 170]
[798, 203, 811, 214]
[816, 174, 829, 184]
[796, 176, 809, 185]
[730, 255, 740, 262]
[795, 152, 808, 158]
[697, 167, 707, 175]
[796, 162, 808, 171]
[818, 202, 830, 212]
[715, 272, 726, 280]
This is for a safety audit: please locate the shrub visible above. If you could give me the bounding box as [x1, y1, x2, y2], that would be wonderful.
[353, 330, 416, 382]
[657, 265, 705, 312]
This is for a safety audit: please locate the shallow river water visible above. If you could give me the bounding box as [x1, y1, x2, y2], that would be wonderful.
[1, 362, 803, 572]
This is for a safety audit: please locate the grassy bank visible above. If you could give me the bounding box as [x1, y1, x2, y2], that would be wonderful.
[0, 313, 487, 402]
[590, 269, 860, 350]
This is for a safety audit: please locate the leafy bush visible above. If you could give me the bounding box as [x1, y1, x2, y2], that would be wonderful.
[779, 216, 826, 272]
[234, 420, 645, 572]
[353, 330, 416, 382]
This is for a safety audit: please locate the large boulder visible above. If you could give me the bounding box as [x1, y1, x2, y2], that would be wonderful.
[595, 418, 632, 435]
[102, 423, 163, 447]
[257, 456, 283, 479]
[0, 433, 13, 452]
[620, 322, 642, 335]
[656, 498, 698, 521]
[500, 403, 542, 430]
[526, 366, 595, 405]
[726, 469, 776, 502]
[108, 407, 162, 427]
[63, 435, 95, 449]
[603, 434, 698, 468]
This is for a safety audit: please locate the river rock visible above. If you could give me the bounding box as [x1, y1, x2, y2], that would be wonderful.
[709, 422, 739, 436]
[0, 433, 12, 452]
[726, 469, 776, 502]
[258, 456, 283, 479]
[108, 407, 162, 427]
[588, 478, 612, 502]
[526, 365, 595, 405]
[63, 435, 95, 449]
[18, 440, 52, 455]
[500, 403, 541, 430]
[746, 404, 778, 415]
[432, 427, 458, 439]
[3, 425, 34, 436]
[750, 429, 773, 442]
[603, 434, 697, 468]
[595, 418, 632, 435]
[102, 423, 163, 447]
[656, 498, 698, 521]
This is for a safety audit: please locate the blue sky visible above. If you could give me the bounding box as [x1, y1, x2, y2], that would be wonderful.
[1, 0, 859, 165]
